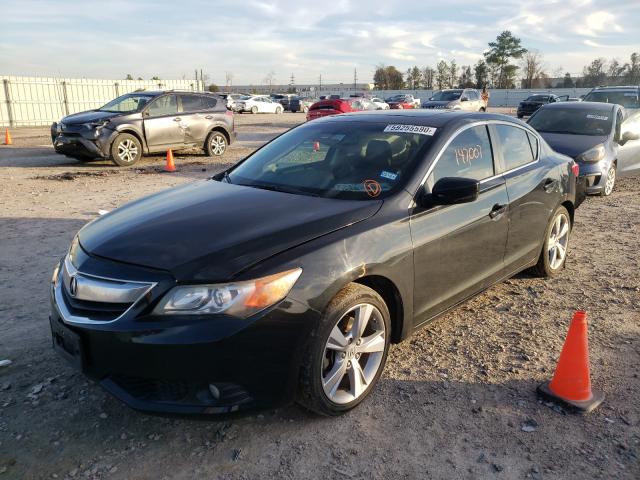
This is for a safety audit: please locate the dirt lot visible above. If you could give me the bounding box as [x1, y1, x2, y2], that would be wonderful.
[0, 113, 638, 480]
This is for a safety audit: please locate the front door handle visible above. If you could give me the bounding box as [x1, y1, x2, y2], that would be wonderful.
[489, 203, 507, 219]
[173, 117, 182, 122]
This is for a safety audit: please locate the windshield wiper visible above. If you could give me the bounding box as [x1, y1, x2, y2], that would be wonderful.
[245, 183, 320, 197]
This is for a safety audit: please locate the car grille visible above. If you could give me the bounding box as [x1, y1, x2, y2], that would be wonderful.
[55, 256, 155, 324]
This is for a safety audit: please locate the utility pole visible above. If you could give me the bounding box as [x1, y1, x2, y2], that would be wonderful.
[319, 74, 322, 94]
[354, 68, 357, 92]
[290, 73, 295, 92]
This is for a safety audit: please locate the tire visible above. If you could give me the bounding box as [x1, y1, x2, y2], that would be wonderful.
[601, 164, 616, 196]
[251, 106, 258, 114]
[530, 205, 571, 277]
[204, 131, 227, 157]
[110, 133, 142, 166]
[479, 107, 486, 112]
[297, 283, 391, 416]
[276, 107, 283, 114]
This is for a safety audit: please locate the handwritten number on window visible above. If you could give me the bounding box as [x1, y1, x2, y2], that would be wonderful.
[455, 145, 482, 166]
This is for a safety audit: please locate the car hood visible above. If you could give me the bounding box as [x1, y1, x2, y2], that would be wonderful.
[61, 110, 125, 125]
[78, 180, 381, 281]
[538, 132, 608, 159]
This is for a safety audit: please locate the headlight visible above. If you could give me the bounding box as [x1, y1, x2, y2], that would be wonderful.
[84, 120, 109, 130]
[153, 268, 302, 318]
[576, 144, 605, 163]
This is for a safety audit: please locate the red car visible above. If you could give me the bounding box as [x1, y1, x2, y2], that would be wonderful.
[306, 98, 371, 121]
[386, 94, 418, 109]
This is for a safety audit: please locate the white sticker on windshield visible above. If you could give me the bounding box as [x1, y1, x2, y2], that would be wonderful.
[384, 124, 437, 136]
[586, 114, 608, 120]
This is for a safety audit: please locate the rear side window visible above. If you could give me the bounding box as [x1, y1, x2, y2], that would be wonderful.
[494, 125, 535, 171]
[202, 96, 218, 109]
[429, 125, 494, 184]
[181, 95, 204, 112]
[527, 132, 538, 159]
[147, 95, 178, 116]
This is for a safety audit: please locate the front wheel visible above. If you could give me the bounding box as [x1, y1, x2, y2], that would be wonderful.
[205, 131, 227, 157]
[276, 106, 283, 114]
[601, 164, 616, 196]
[297, 284, 390, 416]
[530, 205, 571, 277]
[251, 106, 258, 114]
[110, 133, 142, 166]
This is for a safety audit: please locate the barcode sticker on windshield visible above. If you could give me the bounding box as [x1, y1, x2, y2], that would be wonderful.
[586, 114, 608, 120]
[384, 124, 437, 136]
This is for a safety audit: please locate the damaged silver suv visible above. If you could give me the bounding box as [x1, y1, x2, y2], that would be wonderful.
[51, 91, 236, 166]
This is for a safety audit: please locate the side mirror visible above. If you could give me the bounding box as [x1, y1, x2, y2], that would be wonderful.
[620, 131, 640, 146]
[422, 177, 480, 206]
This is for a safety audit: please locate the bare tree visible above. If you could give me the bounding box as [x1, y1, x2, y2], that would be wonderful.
[521, 50, 545, 89]
[263, 71, 276, 92]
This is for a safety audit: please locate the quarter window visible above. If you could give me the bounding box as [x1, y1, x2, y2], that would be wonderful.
[147, 95, 178, 117]
[494, 125, 535, 171]
[181, 95, 205, 112]
[429, 125, 494, 184]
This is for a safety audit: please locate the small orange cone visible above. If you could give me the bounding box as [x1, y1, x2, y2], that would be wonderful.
[4, 129, 12, 145]
[164, 149, 176, 172]
[537, 311, 604, 412]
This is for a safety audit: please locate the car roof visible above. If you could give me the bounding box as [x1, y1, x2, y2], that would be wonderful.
[316, 109, 526, 129]
[538, 101, 616, 112]
[591, 85, 639, 90]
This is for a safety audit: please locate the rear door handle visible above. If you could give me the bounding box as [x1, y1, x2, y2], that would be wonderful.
[204, 115, 214, 119]
[173, 117, 182, 122]
[543, 178, 558, 192]
[489, 203, 507, 219]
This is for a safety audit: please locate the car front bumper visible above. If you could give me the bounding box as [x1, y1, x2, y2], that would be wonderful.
[49, 256, 319, 415]
[50, 122, 116, 159]
[577, 160, 609, 194]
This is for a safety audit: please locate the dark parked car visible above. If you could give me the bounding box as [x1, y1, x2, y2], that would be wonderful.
[528, 101, 640, 196]
[517, 94, 569, 118]
[50, 110, 577, 416]
[51, 91, 236, 166]
[290, 96, 318, 113]
[270, 94, 295, 111]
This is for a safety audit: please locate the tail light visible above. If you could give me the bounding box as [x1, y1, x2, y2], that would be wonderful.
[571, 162, 579, 176]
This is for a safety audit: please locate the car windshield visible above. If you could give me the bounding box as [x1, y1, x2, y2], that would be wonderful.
[582, 91, 640, 108]
[227, 121, 436, 200]
[526, 95, 549, 101]
[431, 91, 462, 101]
[528, 108, 613, 136]
[239, 95, 252, 100]
[98, 93, 153, 113]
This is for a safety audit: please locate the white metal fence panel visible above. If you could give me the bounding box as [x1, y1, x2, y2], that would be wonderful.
[0, 76, 204, 127]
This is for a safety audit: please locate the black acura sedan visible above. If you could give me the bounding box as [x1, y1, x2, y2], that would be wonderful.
[50, 111, 577, 416]
[517, 93, 568, 118]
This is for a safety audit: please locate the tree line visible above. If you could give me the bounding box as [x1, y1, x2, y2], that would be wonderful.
[373, 31, 639, 90]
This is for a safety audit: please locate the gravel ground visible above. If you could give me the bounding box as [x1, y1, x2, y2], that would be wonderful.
[0, 113, 638, 480]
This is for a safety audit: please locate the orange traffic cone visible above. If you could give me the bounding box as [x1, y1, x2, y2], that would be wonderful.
[3, 128, 12, 145]
[537, 311, 604, 412]
[164, 149, 176, 172]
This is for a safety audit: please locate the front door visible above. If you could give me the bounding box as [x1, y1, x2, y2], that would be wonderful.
[143, 94, 184, 150]
[410, 124, 509, 324]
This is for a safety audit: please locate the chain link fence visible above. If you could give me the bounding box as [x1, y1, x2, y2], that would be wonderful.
[0, 76, 204, 127]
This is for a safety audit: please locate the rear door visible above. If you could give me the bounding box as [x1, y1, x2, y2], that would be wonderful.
[178, 94, 217, 144]
[492, 123, 555, 270]
[410, 124, 510, 324]
[618, 107, 640, 175]
[142, 94, 183, 150]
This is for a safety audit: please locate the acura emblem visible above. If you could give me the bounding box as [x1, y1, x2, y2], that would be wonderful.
[69, 275, 78, 297]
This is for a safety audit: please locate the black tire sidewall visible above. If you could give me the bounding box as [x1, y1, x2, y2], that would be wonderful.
[298, 284, 391, 416]
[110, 133, 141, 166]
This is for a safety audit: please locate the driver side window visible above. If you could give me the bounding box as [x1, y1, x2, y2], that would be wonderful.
[428, 125, 494, 187]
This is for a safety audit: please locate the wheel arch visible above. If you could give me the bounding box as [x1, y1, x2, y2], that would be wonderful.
[352, 275, 405, 344]
[113, 128, 145, 152]
[561, 200, 574, 227]
[207, 125, 231, 145]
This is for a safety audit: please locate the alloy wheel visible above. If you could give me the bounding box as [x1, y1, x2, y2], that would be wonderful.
[604, 167, 616, 195]
[321, 303, 386, 404]
[117, 139, 138, 164]
[547, 212, 570, 270]
[210, 134, 226, 156]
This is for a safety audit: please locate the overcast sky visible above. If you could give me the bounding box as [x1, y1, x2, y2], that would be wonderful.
[1, 0, 638, 85]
